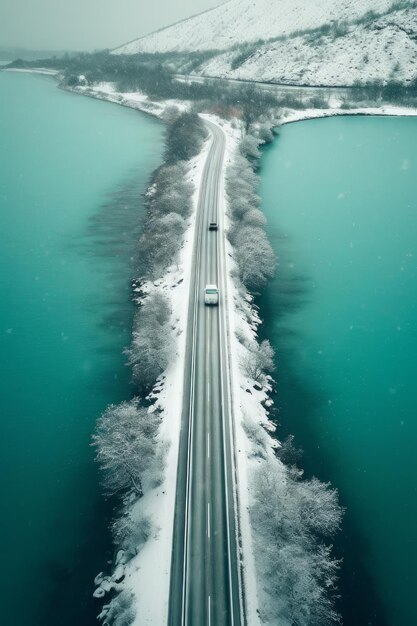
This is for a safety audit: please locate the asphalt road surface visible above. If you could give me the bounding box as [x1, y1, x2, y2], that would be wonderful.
[168, 120, 243, 626]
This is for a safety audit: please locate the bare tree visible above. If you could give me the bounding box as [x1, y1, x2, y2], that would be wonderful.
[165, 112, 207, 162]
[276, 434, 303, 466]
[112, 511, 152, 557]
[242, 208, 267, 228]
[92, 398, 161, 498]
[226, 152, 276, 291]
[256, 124, 275, 144]
[126, 292, 175, 391]
[140, 161, 195, 277]
[151, 186, 192, 218]
[100, 589, 136, 626]
[250, 457, 343, 625]
[161, 105, 180, 124]
[227, 155, 259, 188]
[240, 134, 261, 159]
[152, 162, 188, 195]
[228, 188, 260, 219]
[241, 339, 275, 383]
[141, 212, 186, 273]
[235, 226, 276, 291]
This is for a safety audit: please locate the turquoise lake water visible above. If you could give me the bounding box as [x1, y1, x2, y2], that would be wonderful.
[0, 72, 163, 625]
[260, 116, 417, 626]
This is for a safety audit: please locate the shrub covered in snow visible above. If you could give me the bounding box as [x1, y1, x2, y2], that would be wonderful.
[242, 412, 269, 458]
[276, 434, 303, 466]
[126, 291, 175, 392]
[100, 590, 136, 626]
[226, 149, 276, 292]
[138, 115, 207, 279]
[112, 512, 152, 558]
[227, 126, 343, 625]
[241, 338, 274, 384]
[165, 112, 208, 162]
[251, 457, 343, 625]
[140, 162, 193, 277]
[92, 397, 162, 498]
[239, 134, 261, 160]
[234, 224, 276, 291]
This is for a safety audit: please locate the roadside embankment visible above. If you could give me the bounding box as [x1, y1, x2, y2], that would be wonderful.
[220, 115, 344, 625]
[91, 110, 211, 624]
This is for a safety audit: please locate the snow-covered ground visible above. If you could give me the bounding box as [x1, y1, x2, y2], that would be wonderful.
[280, 102, 417, 124]
[68, 81, 190, 120]
[113, 0, 417, 86]
[200, 6, 417, 86]
[113, 0, 397, 54]
[3, 67, 59, 76]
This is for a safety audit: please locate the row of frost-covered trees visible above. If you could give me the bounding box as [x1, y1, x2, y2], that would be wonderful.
[92, 111, 207, 624]
[94, 109, 207, 486]
[227, 131, 276, 292]
[251, 458, 342, 625]
[227, 128, 344, 625]
[7, 47, 417, 110]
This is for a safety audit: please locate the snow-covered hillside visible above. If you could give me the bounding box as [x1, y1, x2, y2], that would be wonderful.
[200, 6, 417, 86]
[113, 0, 417, 86]
[114, 0, 396, 54]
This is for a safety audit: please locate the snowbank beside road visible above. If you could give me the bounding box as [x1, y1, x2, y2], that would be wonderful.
[280, 103, 417, 124]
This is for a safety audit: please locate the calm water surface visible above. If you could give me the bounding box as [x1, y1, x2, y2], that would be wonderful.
[260, 116, 417, 626]
[0, 72, 163, 625]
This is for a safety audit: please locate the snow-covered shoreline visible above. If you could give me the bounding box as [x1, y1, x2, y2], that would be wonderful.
[2, 67, 59, 75]
[65, 82, 189, 121]
[95, 136, 213, 625]
[280, 104, 417, 125]
[6, 67, 417, 124]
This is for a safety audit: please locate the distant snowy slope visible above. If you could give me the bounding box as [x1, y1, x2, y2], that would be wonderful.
[200, 6, 417, 85]
[113, 0, 417, 86]
[113, 0, 395, 54]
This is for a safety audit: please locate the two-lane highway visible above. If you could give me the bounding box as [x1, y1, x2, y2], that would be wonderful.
[168, 120, 243, 626]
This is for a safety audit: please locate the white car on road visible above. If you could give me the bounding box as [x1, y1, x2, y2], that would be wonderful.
[204, 284, 219, 305]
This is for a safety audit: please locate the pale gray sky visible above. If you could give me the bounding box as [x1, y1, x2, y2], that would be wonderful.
[0, 0, 222, 51]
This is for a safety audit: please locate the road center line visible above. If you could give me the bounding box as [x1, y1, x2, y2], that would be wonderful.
[208, 594, 211, 626]
[207, 432, 210, 458]
[207, 502, 211, 539]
